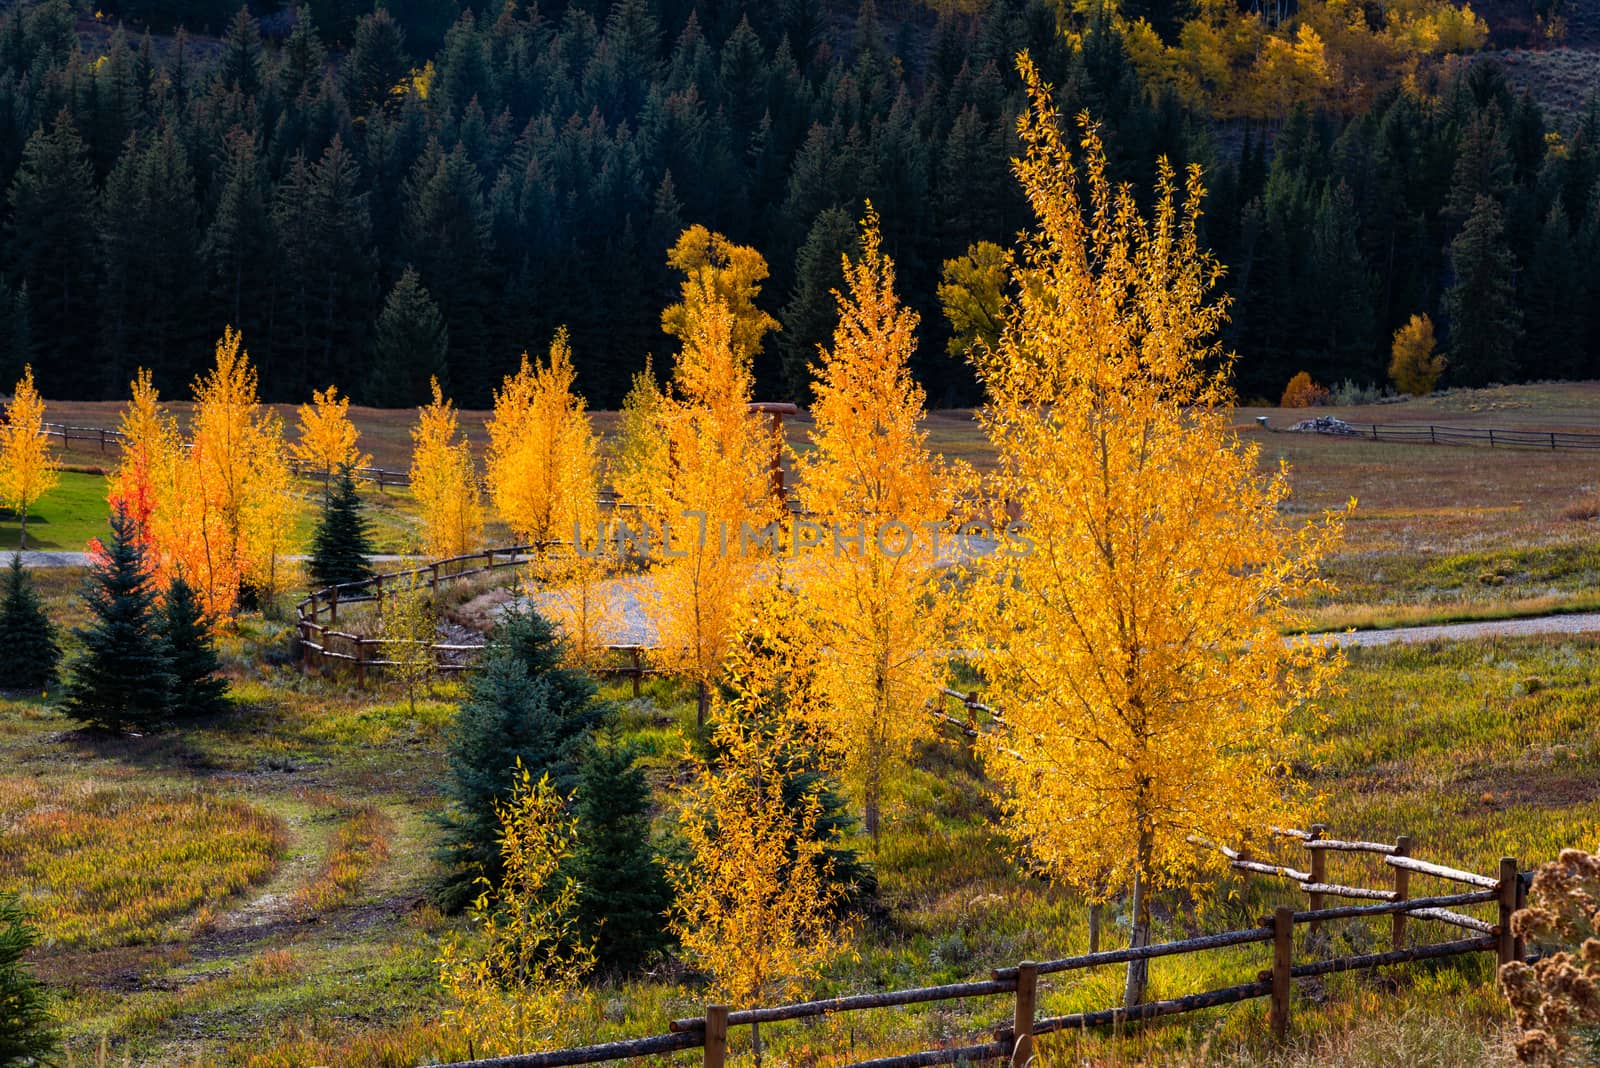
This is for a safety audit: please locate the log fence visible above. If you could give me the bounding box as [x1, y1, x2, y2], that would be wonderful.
[294, 542, 655, 692]
[422, 827, 1530, 1068]
[1266, 418, 1600, 451]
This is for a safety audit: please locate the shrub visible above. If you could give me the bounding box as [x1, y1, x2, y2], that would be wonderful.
[1281, 371, 1331, 408]
[1390, 313, 1448, 396]
[1330, 379, 1381, 406]
[1500, 848, 1600, 1065]
[0, 553, 59, 691]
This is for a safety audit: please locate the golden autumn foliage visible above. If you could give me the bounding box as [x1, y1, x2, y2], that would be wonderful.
[661, 225, 781, 361]
[793, 204, 952, 842]
[437, 762, 593, 1055]
[609, 360, 670, 525]
[486, 328, 600, 547]
[380, 576, 436, 711]
[1389, 313, 1448, 396]
[639, 277, 782, 720]
[111, 332, 296, 620]
[938, 241, 1011, 359]
[670, 611, 856, 1007]
[409, 378, 483, 558]
[293, 385, 371, 490]
[0, 365, 59, 549]
[1280, 370, 1332, 408]
[965, 57, 1345, 1005]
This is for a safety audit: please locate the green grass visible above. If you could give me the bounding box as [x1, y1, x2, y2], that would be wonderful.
[0, 471, 113, 551]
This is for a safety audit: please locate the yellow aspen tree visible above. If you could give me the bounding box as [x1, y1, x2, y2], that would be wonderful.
[436, 761, 594, 1055]
[380, 575, 436, 711]
[183, 328, 298, 618]
[793, 204, 952, 843]
[409, 378, 484, 558]
[965, 57, 1346, 1008]
[1389, 313, 1447, 396]
[661, 225, 781, 361]
[0, 366, 59, 550]
[485, 328, 600, 547]
[609, 359, 670, 527]
[641, 285, 781, 724]
[108, 370, 177, 562]
[293, 385, 371, 494]
[670, 629, 855, 1011]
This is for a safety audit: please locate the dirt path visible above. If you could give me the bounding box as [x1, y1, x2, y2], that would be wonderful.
[1305, 612, 1600, 646]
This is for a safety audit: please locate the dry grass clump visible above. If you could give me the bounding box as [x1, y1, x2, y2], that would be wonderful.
[0, 776, 285, 948]
[288, 805, 393, 918]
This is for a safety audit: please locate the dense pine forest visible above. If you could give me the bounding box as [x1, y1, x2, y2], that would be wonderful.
[0, 0, 1597, 407]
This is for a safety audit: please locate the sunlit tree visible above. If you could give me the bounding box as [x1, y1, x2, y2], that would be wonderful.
[794, 205, 952, 842]
[409, 378, 483, 558]
[0, 366, 58, 550]
[486, 328, 600, 547]
[966, 57, 1346, 1007]
[661, 225, 780, 362]
[293, 385, 371, 494]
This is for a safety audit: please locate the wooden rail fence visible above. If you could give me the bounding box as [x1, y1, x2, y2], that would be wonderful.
[421, 827, 1529, 1068]
[294, 543, 654, 693]
[1267, 418, 1600, 451]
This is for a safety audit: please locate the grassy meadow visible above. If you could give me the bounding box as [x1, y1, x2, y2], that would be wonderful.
[4, 381, 1600, 1064]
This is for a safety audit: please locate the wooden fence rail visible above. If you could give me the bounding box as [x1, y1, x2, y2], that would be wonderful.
[294, 542, 656, 692]
[421, 828, 1528, 1068]
[1267, 418, 1600, 451]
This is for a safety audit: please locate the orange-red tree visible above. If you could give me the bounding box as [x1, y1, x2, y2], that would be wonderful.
[965, 57, 1345, 1007]
[793, 205, 952, 842]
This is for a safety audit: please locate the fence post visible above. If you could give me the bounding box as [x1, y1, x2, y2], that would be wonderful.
[1430, 426, 1437, 445]
[1514, 867, 1527, 962]
[328, 585, 339, 625]
[1392, 835, 1412, 950]
[1307, 824, 1327, 935]
[355, 639, 368, 689]
[1371, 424, 1378, 441]
[1552, 432, 1558, 450]
[1498, 857, 1519, 965]
[1012, 961, 1037, 1067]
[631, 647, 642, 699]
[431, 563, 440, 592]
[1489, 429, 1496, 448]
[703, 1005, 728, 1068]
[1270, 906, 1293, 1041]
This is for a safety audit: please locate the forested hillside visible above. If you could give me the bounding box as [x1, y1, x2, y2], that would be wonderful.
[0, 0, 1597, 406]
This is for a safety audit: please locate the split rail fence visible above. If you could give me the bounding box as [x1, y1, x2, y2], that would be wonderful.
[294, 542, 653, 692]
[424, 827, 1528, 1068]
[1270, 418, 1600, 451]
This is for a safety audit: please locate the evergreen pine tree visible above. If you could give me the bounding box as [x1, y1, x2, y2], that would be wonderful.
[307, 464, 377, 591]
[160, 575, 228, 719]
[779, 207, 857, 402]
[0, 894, 56, 1068]
[0, 554, 59, 691]
[368, 267, 449, 406]
[572, 736, 675, 975]
[342, 8, 410, 116]
[1444, 194, 1523, 387]
[61, 508, 172, 732]
[1522, 203, 1584, 378]
[433, 607, 608, 911]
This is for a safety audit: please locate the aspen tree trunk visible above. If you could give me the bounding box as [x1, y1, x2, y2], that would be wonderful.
[17, 503, 26, 551]
[1089, 902, 1102, 954]
[696, 680, 709, 728]
[1123, 831, 1155, 1008]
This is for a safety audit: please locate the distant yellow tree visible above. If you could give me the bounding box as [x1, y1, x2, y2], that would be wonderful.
[437, 762, 594, 1055]
[966, 58, 1346, 1007]
[661, 225, 780, 361]
[937, 241, 1011, 359]
[609, 359, 670, 528]
[0, 366, 58, 550]
[293, 385, 371, 493]
[409, 378, 483, 558]
[670, 676, 855, 1011]
[794, 205, 952, 842]
[486, 328, 600, 547]
[641, 289, 781, 724]
[1389, 313, 1447, 396]
[108, 369, 175, 566]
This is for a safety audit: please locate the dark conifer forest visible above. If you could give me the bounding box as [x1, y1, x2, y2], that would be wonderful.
[1, 0, 1597, 407]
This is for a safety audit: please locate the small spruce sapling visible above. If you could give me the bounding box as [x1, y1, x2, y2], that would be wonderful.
[307, 463, 376, 591]
[160, 575, 228, 717]
[433, 607, 609, 911]
[572, 734, 675, 975]
[0, 893, 56, 1068]
[62, 507, 172, 732]
[0, 554, 59, 690]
